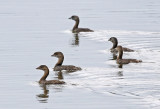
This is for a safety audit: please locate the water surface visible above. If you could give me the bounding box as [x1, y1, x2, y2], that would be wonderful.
[0, 0, 160, 109]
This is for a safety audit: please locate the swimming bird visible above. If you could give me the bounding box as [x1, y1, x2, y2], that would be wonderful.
[69, 15, 94, 33]
[108, 37, 134, 53]
[36, 65, 65, 84]
[116, 46, 142, 64]
[51, 52, 82, 72]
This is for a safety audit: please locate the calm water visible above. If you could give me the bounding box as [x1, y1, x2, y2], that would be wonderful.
[0, 0, 160, 109]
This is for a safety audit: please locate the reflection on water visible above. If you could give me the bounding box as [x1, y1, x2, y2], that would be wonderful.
[36, 83, 65, 103]
[56, 71, 63, 79]
[118, 64, 123, 68]
[117, 71, 123, 77]
[71, 34, 79, 46]
[36, 85, 49, 103]
[112, 54, 117, 60]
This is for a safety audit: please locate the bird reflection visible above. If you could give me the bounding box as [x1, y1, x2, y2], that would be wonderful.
[109, 53, 117, 60]
[71, 34, 79, 46]
[112, 53, 117, 60]
[117, 71, 123, 77]
[36, 83, 65, 103]
[118, 64, 123, 68]
[36, 85, 49, 103]
[56, 71, 63, 79]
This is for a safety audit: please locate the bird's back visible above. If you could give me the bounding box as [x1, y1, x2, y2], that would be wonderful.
[73, 28, 94, 33]
[117, 59, 142, 64]
[54, 65, 82, 72]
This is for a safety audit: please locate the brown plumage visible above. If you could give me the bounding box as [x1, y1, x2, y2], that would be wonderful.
[108, 37, 134, 53]
[69, 15, 94, 33]
[36, 65, 65, 85]
[116, 46, 142, 64]
[51, 52, 82, 72]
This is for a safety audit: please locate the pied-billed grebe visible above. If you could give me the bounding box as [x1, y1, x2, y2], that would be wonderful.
[51, 52, 82, 72]
[69, 15, 94, 33]
[36, 65, 65, 84]
[116, 46, 142, 64]
[108, 37, 134, 53]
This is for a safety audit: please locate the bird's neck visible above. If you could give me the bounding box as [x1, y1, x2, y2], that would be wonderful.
[112, 41, 118, 49]
[73, 19, 79, 31]
[55, 57, 64, 67]
[39, 69, 49, 82]
[117, 49, 123, 60]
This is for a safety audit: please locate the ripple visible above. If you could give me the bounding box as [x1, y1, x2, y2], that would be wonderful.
[63, 29, 160, 107]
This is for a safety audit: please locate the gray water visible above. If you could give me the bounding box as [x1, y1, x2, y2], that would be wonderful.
[0, 0, 160, 109]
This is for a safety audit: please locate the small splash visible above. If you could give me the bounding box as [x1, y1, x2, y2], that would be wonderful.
[98, 49, 110, 54]
[62, 29, 72, 34]
[29, 81, 39, 86]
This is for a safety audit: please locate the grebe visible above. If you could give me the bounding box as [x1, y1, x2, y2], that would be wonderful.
[52, 52, 82, 72]
[108, 37, 134, 53]
[36, 65, 65, 84]
[116, 46, 142, 64]
[69, 15, 94, 33]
